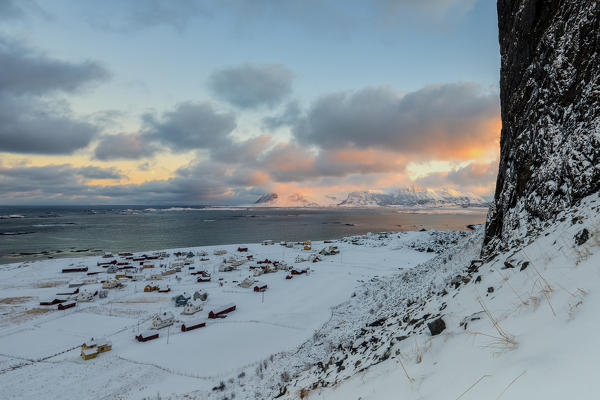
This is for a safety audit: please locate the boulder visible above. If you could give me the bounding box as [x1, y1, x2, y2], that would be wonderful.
[427, 317, 446, 336]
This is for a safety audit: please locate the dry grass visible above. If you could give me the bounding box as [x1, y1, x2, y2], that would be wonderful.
[496, 370, 526, 399]
[34, 280, 67, 288]
[0, 296, 32, 305]
[2, 308, 53, 326]
[455, 374, 492, 399]
[470, 298, 517, 350]
[396, 353, 415, 383]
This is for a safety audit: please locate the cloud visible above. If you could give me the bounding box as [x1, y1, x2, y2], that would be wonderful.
[208, 64, 293, 108]
[94, 133, 160, 160]
[0, 37, 109, 154]
[262, 100, 301, 130]
[0, 38, 109, 96]
[0, 95, 100, 154]
[75, 166, 124, 180]
[293, 83, 499, 160]
[143, 102, 236, 151]
[413, 160, 498, 195]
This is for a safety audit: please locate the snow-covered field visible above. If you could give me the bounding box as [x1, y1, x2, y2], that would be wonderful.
[0, 230, 459, 399]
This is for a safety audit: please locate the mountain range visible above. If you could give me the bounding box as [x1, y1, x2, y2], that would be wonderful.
[254, 186, 488, 208]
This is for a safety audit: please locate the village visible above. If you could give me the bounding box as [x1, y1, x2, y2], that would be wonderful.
[0, 229, 460, 399]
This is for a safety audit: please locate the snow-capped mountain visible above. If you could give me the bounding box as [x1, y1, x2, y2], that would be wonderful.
[253, 192, 321, 207]
[338, 186, 488, 207]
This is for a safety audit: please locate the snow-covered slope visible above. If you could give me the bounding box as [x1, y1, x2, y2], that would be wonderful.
[217, 192, 599, 400]
[338, 186, 488, 208]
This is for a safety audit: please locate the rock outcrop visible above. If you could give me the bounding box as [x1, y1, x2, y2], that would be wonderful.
[485, 0, 600, 253]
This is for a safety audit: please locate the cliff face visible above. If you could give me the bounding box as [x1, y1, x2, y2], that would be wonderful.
[484, 0, 600, 252]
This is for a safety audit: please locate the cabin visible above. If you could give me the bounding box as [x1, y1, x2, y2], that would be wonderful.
[208, 303, 236, 319]
[197, 276, 211, 283]
[149, 274, 163, 280]
[68, 281, 84, 288]
[253, 284, 268, 292]
[291, 268, 308, 275]
[181, 320, 206, 332]
[57, 302, 76, 310]
[303, 245, 311, 251]
[103, 280, 122, 289]
[81, 348, 97, 360]
[181, 301, 203, 315]
[136, 331, 159, 342]
[158, 285, 170, 293]
[261, 240, 274, 246]
[39, 298, 66, 306]
[82, 337, 112, 353]
[237, 247, 248, 252]
[144, 284, 159, 292]
[213, 249, 227, 255]
[142, 263, 155, 269]
[62, 267, 88, 273]
[218, 264, 235, 272]
[152, 311, 175, 329]
[239, 277, 255, 288]
[102, 252, 114, 258]
[77, 291, 94, 302]
[118, 252, 133, 257]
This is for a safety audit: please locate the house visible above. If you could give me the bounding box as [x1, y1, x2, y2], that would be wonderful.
[103, 280, 122, 289]
[237, 247, 248, 252]
[39, 298, 66, 306]
[174, 294, 190, 307]
[193, 291, 208, 301]
[213, 249, 227, 255]
[149, 274, 163, 280]
[291, 268, 309, 275]
[82, 337, 112, 353]
[152, 311, 174, 329]
[285, 275, 293, 280]
[253, 284, 268, 292]
[261, 240, 274, 246]
[77, 291, 94, 302]
[62, 267, 88, 273]
[197, 251, 208, 257]
[56, 288, 79, 296]
[197, 276, 211, 282]
[144, 284, 159, 292]
[239, 277, 255, 288]
[102, 252, 113, 258]
[181, 300, 203, 315]
[158, 285, 170, 293]
[98, 290, 108, 298]
[181, 320, 206, 332]
[303, 245, 311, 251]
[81, 348, 97, 360]
[218, 264, 235, 272]
[57, 302, 76, 310]
[136, 331, 159, 342]
[319, 246, 340, 256]
[208, 303, 236, 319]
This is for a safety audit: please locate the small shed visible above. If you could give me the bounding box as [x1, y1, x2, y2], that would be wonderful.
[62, 267, 88, 273]
[181, 319, 206, 332]
[208, 303, 236, 319]
[136, 331, 159, 342]
[253, 284, 268, 292]
[57, 302, 76, 310]
[81, 348, 98, 360]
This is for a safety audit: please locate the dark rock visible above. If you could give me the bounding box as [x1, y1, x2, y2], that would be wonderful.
[484, 0, 600, 254]
[520, 261, 530, 271]
[475, 275, 482, 283]
[503, 261, 515, 269]
[487, 286, 494, 293]
[427, 317, 446, 336]
[575, 228, 590, 246]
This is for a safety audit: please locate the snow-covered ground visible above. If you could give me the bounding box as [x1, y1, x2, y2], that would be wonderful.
[0, 230, 462, 399]
[259, 193, 600, 400]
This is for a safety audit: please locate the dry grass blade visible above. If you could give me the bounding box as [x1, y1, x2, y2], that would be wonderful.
[455, 374, 492, 399]
[396, 353, 415, 383]
[477, 298, 517, 348]
[496, 370, 526, 399]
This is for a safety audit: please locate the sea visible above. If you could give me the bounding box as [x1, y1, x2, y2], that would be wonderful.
[0, 205, 488, 265]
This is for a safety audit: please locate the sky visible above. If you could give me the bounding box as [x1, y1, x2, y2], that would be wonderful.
[0, 0, 501, 205]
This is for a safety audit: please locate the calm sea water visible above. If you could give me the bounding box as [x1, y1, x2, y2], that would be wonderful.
[0, 206, 487, 264]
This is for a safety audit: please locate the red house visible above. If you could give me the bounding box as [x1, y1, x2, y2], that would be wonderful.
[57, 302, 76, 310]
[208, 303, 236, 319]
[62, 267, 88, 273]
[136, 332, 159, 342]
[40, 298, 66, 306]
[181, 320, 206, 332]
[253, 284, 268, 292]
[237, 247, 248, 252]
[291, 268, 308, 275]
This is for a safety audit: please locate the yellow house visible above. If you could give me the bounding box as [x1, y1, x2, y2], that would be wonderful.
[303, 245, 311, 251]
[81, 348, 98, 360]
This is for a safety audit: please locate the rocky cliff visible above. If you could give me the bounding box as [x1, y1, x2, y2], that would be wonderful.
[484, 0, 600, 252]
